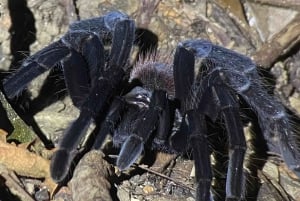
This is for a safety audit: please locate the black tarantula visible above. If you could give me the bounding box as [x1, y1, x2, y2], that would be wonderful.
[3, 11, 300, 201]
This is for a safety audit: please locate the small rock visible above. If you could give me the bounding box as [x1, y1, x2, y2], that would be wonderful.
[143, 185, 155, 194]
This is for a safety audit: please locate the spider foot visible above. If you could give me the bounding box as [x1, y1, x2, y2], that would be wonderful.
[50, 149, 74, 182]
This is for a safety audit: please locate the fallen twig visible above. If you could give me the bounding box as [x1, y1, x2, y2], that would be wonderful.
[252, 13, 300, 68]
[136, 164, 196, 193]
[250, 0, 300, 10]
[0, 164, 36, 201]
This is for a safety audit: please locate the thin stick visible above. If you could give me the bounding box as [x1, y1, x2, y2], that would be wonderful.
[136, 164, 196, 193]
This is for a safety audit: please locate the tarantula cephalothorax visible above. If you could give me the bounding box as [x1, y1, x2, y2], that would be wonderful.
[3, 11, 300, 201]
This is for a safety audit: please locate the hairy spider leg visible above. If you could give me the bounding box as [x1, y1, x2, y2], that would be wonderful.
[212, 83, 246, 200]
[173, 47, 212, 201]
[50, 17, 135, 182]
[187, 111, 212, 201]
[49, 31, 107, 181]
[3, 11, 130, 99]
[243, 86, 300, 178]
[182, 39, 300, 177]
[170, 47, 194, 152]
[69, 11, 129, 35]
[116, 90, 169, 170]
[154, 92, 172, 143]
[3, 41, 70, 98]
[62, 49, 93, 107]
[92, 97, 126, 149]
[195, 69, 247, 200]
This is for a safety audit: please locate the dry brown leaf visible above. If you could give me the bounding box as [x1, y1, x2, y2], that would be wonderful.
[0, 130, 57, 193]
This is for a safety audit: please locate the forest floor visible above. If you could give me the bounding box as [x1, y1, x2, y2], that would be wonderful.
[1, 0, 300, 200]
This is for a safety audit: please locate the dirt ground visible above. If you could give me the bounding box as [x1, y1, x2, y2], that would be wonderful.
[1, 0, 300, 201]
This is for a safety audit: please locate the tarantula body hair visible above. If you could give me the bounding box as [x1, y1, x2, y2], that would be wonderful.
[113, 54, 178, 168]
[130, 52, 175, 98]
[2, 11, 300, 201]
